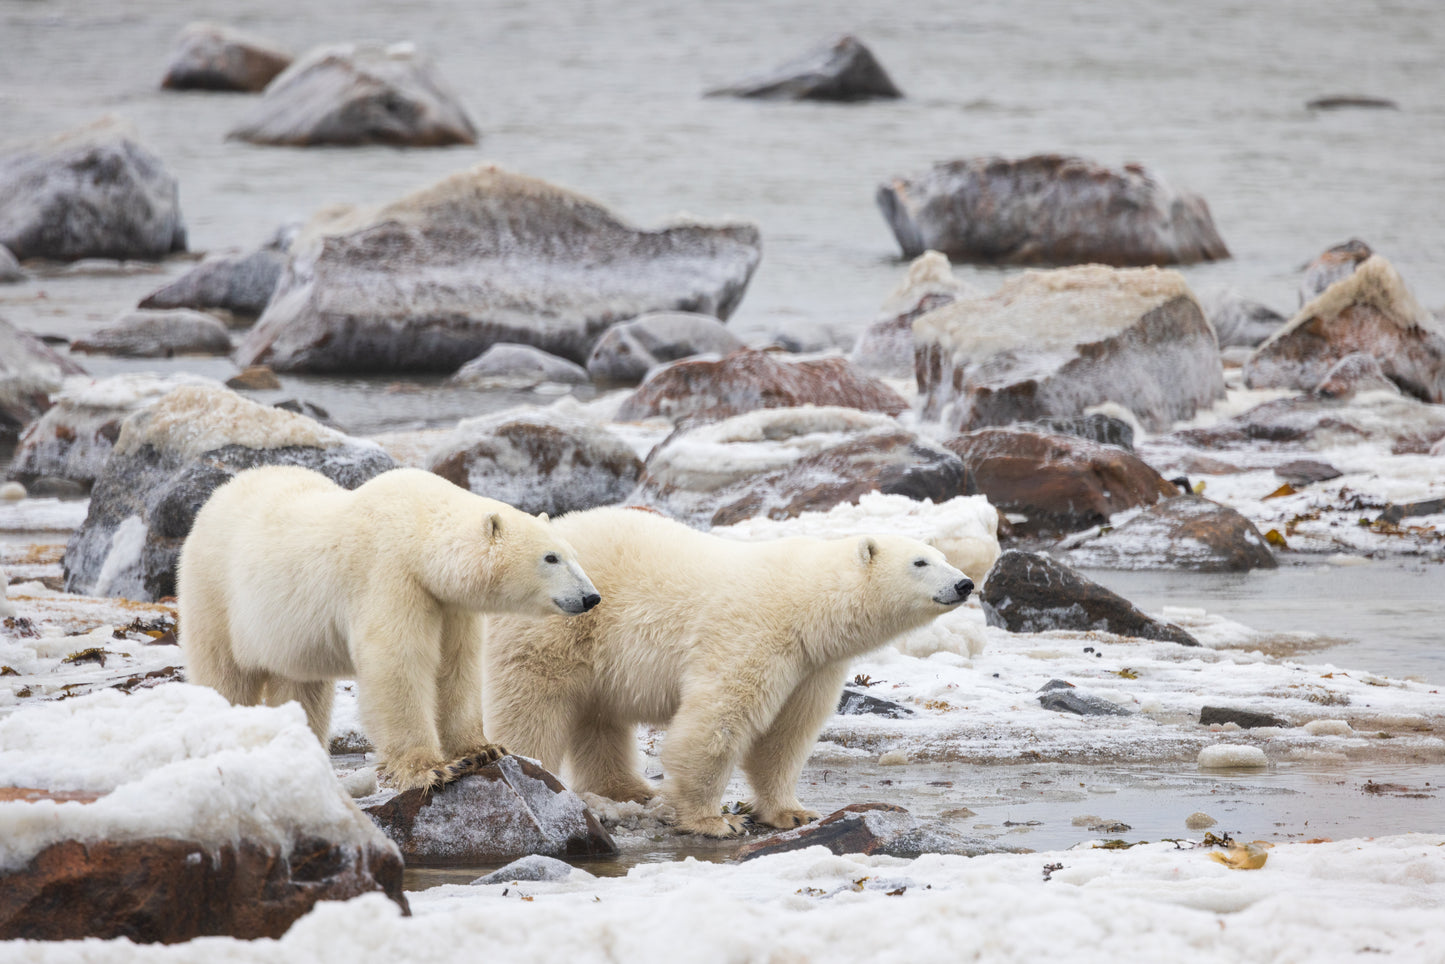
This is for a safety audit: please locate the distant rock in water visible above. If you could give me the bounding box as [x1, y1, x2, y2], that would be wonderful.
[877, 154, 1229, 266]
[0, 117, 187, 262]
[63, 384, 394, 600]
[1306, 95, 1398, 111]
[914, 265, 1225, 433]
[160, 22, 293, 93]
[707, 35, 902, 102]
[1, 315, 86, 445]
[138, 242, 288, 320]
[849, 251, 978, 379]
[449, 343, 590, 390]
[587, 312, 744, 385]
[234, 164, 760, 373]
[70, 309, 232, 358]
[616, 348, 906, 423]
[1064, 494, 1277, 572]
[227, 42, 477, 147]
[1298, 239, 1373, 306]
[1246, 255, 1445, 402]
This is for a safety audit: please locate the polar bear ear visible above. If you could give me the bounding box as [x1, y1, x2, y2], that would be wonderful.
[857, 537, 879, 566]
[483, 513, 502, 541]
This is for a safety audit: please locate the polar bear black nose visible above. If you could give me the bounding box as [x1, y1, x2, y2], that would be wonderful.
[582, 592, 602, 612]
[955, 578, 974, 600]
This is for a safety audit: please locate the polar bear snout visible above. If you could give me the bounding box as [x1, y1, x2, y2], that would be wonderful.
[554, 589, 602, 615]
[934, 576, 974, 606]
[582, 592, 602, 611]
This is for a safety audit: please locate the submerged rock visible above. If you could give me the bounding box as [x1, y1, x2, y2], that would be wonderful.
[1246, 256, 1445, 402]
[236, 165, 760, 373]
[364, 755, 616, 866]
[849, 251, 978, 378]
[227, 42, 477, 147]
[707, 34, 902, 102]
[980, 550, 1199, 645]
[160, 22, 293, 93]
[138, 244, 287, 320]
[62, 384, 394, 600]
[428, 404, 641, 516]
[449, 343, 589, 390]
[617, 348, 906, 423]
[916, 265, 1224, 433]
[586, 312, 744, 385]
[0, 117, 187, 262]
[945, 429, 1177, 536]
[631, 406, 971, 527]
[1064, 495, 1277, 572]
[70, 309, 232, 358]
[0, 316, 86, 445]
[734, 804, 1013, 862]
[876, 155, 1229, 266]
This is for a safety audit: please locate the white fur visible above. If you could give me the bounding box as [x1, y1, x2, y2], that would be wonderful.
[482, 507, 972, 837]
[177, 466, 598, 791]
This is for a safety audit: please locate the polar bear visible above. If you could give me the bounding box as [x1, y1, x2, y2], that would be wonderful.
[483, 507, 973, 836]
[178, 466, 600, 791]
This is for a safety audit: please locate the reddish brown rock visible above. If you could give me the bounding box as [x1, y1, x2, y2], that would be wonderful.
[618, 348, 906, 424]
[945, 429, 1176, 536]
[160, 22, 293, 93]
[877, 155, 1229, 266]
[1065, 494, 1277, 572]
[364, 755, 616, 867]
[915, 265, 1224, 434]
[1246, 256, 1445, 401]
[1298, 238, 1373, 306]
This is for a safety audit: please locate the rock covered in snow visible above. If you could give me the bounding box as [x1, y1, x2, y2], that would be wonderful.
[236, 165, 761, 373]
[1245, 255, 1445, 401]
[706, 34, 903, 102]
[70, 309, 232, 357]
[631, 406, 972, 527]
[1298, 238, 1373, 306]
[836, 688, 914, 718]
[138, 239, 288, 320]
[227, 42, 477, 147]
[0, 316, 86, 445]
[980, 550, 1199, 645]
[7, 373, 218, 491]
[363, 755, 616, 866]
[160, 22, 293, 93]
[849, 251, 979, 378]
[734, 804, 1012, 862]
[1197, 744, 1268, 769]
[427, 403, 642, 516]
[1197, 286, 1287, 348]
[0, 686, 408, 942]
[617, 348, 906, 424]
[915, 265, 1225, 433]
[1064, 494, 1277, 572]
[876, 155, 1230, 266]
[586, 311, 744, 385]
[62, 384, 395, 600]
[0, 117, 187, 262]
[945, 429, 1179, 536]
[448, 343, 589, 390]
[0, 244, 22, 283]
[471, 854, 579, 885]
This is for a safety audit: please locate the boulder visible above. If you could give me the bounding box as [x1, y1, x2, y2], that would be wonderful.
[630, 406, 971, 527]
[363, 755, 616, 867]
[0, 117, 187, 262]
[849, 251, 978, 378]
[706, 34, 902, 102]
[448, 343, 589, 390]
[235, 164, 760, 373]
[915, 265, 1225, 433]
[734, 804, 1012, 862]
[837, 688, 914, 719]
[945, 429, 1178, 536]
[586, 312, 744, 385]
[160, 22, 293, 93]
[7, 373, 217, 491]
[226, 365, 283, 391]
[617, 348, 905, 424]
[1312, 352, 1400, 399]
[1036, 682, 1135, 717]
[1273, 459, 1342, 486]
[227, 42, 477, 147]
[138, 244, 287, 320]
[1197, 286, 1287, 348]
[471, 854, 577, 885]
[1164, 391, 1445, 455]
[876, 155, 1229, 266]
[1013, 413, 1137, 451]
[1, 316, 86, 445]
[0, 687, 408, 943]
[979, 550, 1198, 645]
[1064, 495, 1277, 572]
[1299, 239, 1373, 305]
[0, 244, 22, 283]
[1245, 256, 1445, 401]
[70, 309, 232, 358]
[427, 404, 642, 516]
[62, 384, 394, 601]
[1199, 706, 1289, 729]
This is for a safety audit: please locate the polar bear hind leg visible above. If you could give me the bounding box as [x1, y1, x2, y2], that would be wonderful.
[567, 711, 653, 803]
[264, 678, 335, 744]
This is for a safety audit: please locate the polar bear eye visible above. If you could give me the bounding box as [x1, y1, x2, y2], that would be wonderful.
[544, 553, 559, 564]
[913, 558, 928, 568]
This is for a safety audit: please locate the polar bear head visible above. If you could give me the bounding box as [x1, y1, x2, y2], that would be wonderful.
[856, 534, 974, 612]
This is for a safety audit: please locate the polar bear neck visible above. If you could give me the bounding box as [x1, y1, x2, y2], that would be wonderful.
[777, 544, 934, 666]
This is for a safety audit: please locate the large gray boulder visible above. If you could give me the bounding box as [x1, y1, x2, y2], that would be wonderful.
[915, 265, 1225, 433]
[877, 154, 1229, 266]
[706, 35, 903, 101]
[62, 384, 395, 600]
[586, 311, 744, 385]
[235, 165, 761, 373]
[227, 42, 477, 147]
[0, 118, 187, 262]
[160, 22, 293, 93]
[1, 315, 86, 445]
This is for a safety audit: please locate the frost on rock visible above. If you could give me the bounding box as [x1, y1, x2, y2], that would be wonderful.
[1064, 495, 1277, 573]
[630, 406, 972, 527]
[428, 401, 642, 516]
[235, 164, 761, 373]
[70, 308, 233, 358]
[0, 316, 87, 445]
[448, 343, 590, 390]
[63, 384, 395, 600]
[586, 311, 744, 385]
[915, 265, 1225, 433]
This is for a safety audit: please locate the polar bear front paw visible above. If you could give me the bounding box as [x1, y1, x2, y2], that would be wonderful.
[756, 806, 820, 830]
[430, 744, 509, 787]
[675, 812, 751, 838]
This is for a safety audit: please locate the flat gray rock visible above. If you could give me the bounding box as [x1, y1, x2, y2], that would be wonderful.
[586, 312, 743, 385]
[71, 309, 232, 358]
[450, 343, 589, 389]
[707, 35, 902, 102]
